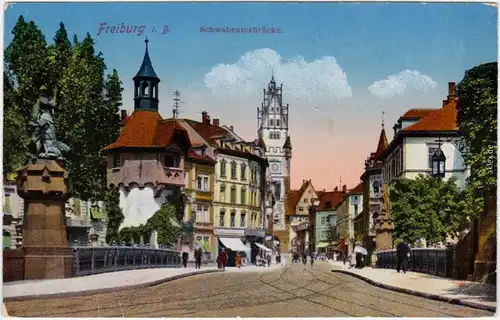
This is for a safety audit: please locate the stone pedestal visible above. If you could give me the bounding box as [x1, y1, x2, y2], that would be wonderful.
[17, 158, 74, 280]
[375, 184, 393, 251]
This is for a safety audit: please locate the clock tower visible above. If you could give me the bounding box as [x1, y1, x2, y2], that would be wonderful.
[257, 75, 292, 233]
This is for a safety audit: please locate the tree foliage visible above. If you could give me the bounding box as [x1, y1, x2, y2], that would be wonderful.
[104, 186, 124, 244]
[457, 62, 498, 208]
[4, 16, 122, 203]
[390, 175, 469, 245]
[146, 204, 183, 246]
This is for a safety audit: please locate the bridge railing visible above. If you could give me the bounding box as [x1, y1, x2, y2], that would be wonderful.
[375, 247, 455, 278]
[73, 246, 182, 276]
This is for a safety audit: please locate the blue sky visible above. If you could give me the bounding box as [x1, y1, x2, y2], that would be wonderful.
[4, 2, 497, 189]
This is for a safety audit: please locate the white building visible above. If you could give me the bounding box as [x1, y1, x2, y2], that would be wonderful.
[380, 82, 469, 188]
[257, 76, 292, 239]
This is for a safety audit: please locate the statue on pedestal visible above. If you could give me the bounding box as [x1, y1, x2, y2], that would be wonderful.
[29, 90, 70, 161]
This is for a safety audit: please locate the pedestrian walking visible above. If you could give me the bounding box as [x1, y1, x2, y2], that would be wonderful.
[182, 252, 189, 268]
[194, 246, 202, 269]
[310, 252, 315, 267]
[266, 253, 271, 267]
[218, 249, 228, 270]
[236, 252, 242, 268]
[302, 252, 307, 267]
[348, 253, 356, 269]
[396, 241, 411, 273]
[342, 252, 347, 265]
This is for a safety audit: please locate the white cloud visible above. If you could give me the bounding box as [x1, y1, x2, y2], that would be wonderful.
[204, 48, 352, 101]
[368, 70, 438, 99]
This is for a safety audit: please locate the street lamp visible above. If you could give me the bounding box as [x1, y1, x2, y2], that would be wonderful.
[308, 199, 320, 255]
[431, 136, 446, 178]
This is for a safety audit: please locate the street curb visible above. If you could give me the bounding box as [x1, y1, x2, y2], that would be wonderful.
[4, 269, 224, 302]
[331, 269, 496, 313]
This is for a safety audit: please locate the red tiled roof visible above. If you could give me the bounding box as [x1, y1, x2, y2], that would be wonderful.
[317, 191, 347, 211]
[401, 109, 437, 119]
[402, 100, 458, 132]
[183, 119, 233, 146]
[187, 149, 216, 163]
[287, 189, 302, 215]
[104, 111, 189, 150]
[348, 182, 363, 194]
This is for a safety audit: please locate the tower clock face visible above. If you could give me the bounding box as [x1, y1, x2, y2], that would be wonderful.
[271, 163, 280, 173]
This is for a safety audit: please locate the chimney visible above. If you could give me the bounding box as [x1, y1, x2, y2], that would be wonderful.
[201, 111, 209, 124]
[447, 82, 456, 101]
[229, 125, 234, 131]
[120, 110, 127, 121]
[213, 118, 220, 126]
[334, 186, 338, 192]
[342, 185, 347, 192]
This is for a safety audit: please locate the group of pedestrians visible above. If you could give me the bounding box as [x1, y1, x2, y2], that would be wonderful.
[181, 246, 204, 269]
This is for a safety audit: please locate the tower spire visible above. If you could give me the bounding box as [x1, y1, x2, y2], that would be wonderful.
[382, 111, 385, 128]
[133, 38, 160, 111]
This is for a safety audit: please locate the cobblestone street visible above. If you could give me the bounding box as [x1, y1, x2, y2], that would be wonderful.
[5, 261, 493, 317]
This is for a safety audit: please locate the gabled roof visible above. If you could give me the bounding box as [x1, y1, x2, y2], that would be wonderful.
[104, 111, 190, 150]
[317, 190, 347, 211]
[348, 182, 363, 194]
[183, 119, 232, 146]
[402, 100, 458, 132]
[287, 179, 317, 215]
[187, 149, 216, 164]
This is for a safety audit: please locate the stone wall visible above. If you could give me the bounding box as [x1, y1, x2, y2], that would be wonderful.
[2, 250, 24, 282]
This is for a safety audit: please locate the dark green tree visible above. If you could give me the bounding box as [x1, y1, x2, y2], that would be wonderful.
[457, 62, 498, 213]
[390, 175, 468, 244]
[104, 186, 124, 244]
[3, 16, 49, 177]
[47, 22, 72, 99]
[167, 187, 185, 223]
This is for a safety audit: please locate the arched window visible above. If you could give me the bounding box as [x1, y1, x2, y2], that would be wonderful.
[230, 161, 237, 179]
[220, 159, 227, 177]
[240, 163, 247, 180]
[230, 185, 237, 203]
[241, 187, 247, 205]
[141, 81, 149, 96]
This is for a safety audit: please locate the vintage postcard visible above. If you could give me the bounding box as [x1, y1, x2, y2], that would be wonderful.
[2, 1, 497, 317]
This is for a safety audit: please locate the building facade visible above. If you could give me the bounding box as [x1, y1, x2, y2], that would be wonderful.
[182, 146, 217, 259]
[380, 82, 469, 188]
[287, 180, 320, 254]
[257, 76, 292, 249]
[315, 190, 347, 254]
[335, 185, 362, 256]
[181, 113, 268, 265]
[104, 40, 192, 246]
[2, 182, 23, 249]
[360, 123, 389, 252]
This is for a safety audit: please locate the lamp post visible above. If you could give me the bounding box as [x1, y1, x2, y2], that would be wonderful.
[431, 136, 446, 178]
[308, 199, 320, 255]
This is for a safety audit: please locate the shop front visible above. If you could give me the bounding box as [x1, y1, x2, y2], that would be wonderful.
[214, 228, 249, 267]
[244, 228, 267, 263]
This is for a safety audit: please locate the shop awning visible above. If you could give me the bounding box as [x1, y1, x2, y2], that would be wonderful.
[255, 242, 272, 252]
[316, 242, 329, 248]
[219, 237, 248, 252]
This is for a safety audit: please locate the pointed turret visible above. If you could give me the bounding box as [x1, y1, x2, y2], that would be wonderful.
[374, 114, 388, 160]
[133, 38, 160, 111]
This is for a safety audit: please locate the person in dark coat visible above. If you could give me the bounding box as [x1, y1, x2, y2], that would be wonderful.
[182, 252, 189, 268]
[194, 247, 203, 269]
[218, 249, 228, 270]
[396, 241, 411, 273]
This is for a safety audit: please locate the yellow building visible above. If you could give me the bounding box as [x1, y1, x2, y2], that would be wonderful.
[182, 146, 217, 259]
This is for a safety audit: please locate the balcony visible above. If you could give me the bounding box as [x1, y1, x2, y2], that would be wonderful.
[164, 167, 184, 186]
[291, 221, 310, 232]
[66, 217, 92, 228]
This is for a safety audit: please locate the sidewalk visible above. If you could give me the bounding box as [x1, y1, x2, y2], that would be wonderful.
[329, 260, 496, 312]
[3, 267, 222, 300]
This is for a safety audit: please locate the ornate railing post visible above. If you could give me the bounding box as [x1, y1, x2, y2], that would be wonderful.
[73, 247, 80, 276]
[90, 247, 96, 273]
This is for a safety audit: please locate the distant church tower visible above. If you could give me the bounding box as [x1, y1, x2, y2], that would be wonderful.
[257, 75, 292, 232]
